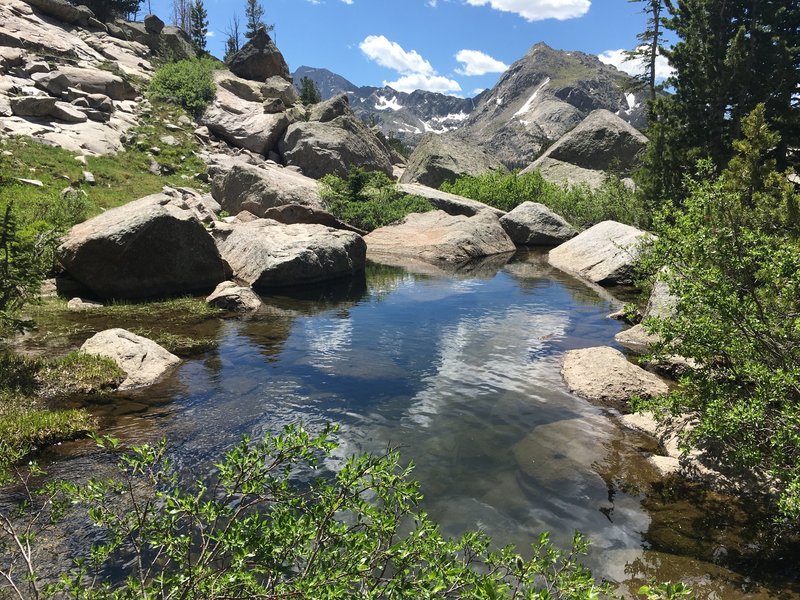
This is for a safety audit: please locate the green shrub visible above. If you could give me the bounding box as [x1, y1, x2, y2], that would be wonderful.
[148, 58, 216, 115]
[0, 424, 679, 598]
[637, 106, 800, 522]
[320, 168, 433, 231]
[441, 170, 649, 229]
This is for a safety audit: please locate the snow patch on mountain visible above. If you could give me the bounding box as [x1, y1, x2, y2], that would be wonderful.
[375, 95, 403, 111]
[514, 77, 551, 118]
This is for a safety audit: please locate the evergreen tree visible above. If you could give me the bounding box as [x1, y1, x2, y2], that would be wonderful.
[244, 0, 272, 40]
[189, 0, 208, 54]
[639, 0, 800, 204]
[70, 0, 142, 21]
[625, 0, 667, 104]
[299, 77, 321, 105]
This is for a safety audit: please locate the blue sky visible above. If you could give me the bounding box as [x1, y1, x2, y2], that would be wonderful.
[143, 0, 669, 97]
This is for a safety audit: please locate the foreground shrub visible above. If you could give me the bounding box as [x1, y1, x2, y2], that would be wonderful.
[0, 424, 693, 599]
[441, 170, 648, 229]
[637, 106, 800, 523]
[148, 58, 216, 115]
[320, 168, 433, 231]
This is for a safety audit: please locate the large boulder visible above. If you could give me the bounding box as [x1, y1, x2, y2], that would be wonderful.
[561, 346, 668, 410]
[364, 210, 515, 263]
[227, 27, 290, 82]
[21, 0, 91, 25]
[214, 220, 366, 288]
[210, 161, 324, 216]
[81, 329, 180, 390]
[57, 188, 229, 300]
[520, 157, 607, 190]
[524, 109, 648, 175]
[397, 183, 504, 218]
[279, 110, 393, 179]
[10, 95, 56, 116]
[116, 20, 196, 61]
[35, 66, 137, 101]
[143, 13, 164, 34]
[547, 220, 652, 285]
[500, 202, 577, 245]
[399, 134, 507, 189]
[201, 84, 290, 154]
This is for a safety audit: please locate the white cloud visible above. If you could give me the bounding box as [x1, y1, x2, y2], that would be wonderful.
[386, 74, 462, 94]
[360, 35, 462, 94]
[473, 87, 486, 95]
[427, 0, 438, 6]
[454, 49, 508, 76]
[341, 0, 353, 4]
[465, 0, 590, 21]
[598, 47, 674, 81]
[205, 30, 215, 37]
[359, 35, 434, 76]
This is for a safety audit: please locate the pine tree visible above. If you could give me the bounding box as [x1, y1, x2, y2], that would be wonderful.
[70, 0, 143, 21]
[625, 0, 666, 104]
[299, 77, 321, 105]
[244, 0, 272, 40]
[189, 0, 208, 54]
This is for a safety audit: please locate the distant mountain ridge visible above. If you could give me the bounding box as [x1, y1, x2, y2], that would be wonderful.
[293, 43, 646, 165]
[292, 66, 476, 149]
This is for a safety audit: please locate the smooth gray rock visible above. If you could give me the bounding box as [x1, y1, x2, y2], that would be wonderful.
[10, 95, 56, 116]
[22, 0, 91, 25]
[279, 116, 393, 179]
[143, 13, 164, 34]
[215, 220, 366, 288]
[262, 204, 366, 235]
[399, 133, 506, 189]
[561, 346, 668, 409]
[81, 328, 180, 390]
[262, 75, 298, 107]
[397, 183, 504, 218]
[57, 189, 229, 300]
[227, 27, 291, 82]
[500, 202, 577, 246]
[548, 220, 652, 285]
[525, 109, 648, 174]
[211, 161, 325, 216]
[309, 93, 350, 123]
[206, 281, 262, 312]
[36, 66, 137, 101]
[520, 157, 607, 190]
[364, 210, 515, 263]
[51, 101, 88, 123]
[67, 297, 103, 311]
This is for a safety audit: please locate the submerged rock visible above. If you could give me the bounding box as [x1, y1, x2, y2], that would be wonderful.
[80, 328, 180, 390]
[206, 281, 262, 312]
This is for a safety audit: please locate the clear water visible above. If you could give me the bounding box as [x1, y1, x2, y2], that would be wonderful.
[35, 250, 800, 598]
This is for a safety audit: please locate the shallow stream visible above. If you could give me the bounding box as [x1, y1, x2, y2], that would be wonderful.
[23, 250, 800, 598]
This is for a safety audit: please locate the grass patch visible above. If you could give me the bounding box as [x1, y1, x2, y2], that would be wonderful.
[37, 352, 124, 395]
[98, 296, 221, 324]
[130, 330, 218, 357]
[0, 401, 95, 454]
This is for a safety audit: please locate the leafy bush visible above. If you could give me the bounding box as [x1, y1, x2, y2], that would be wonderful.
[0, 424, 689, 599]
[320, 168, 433, 231]
[441, 170, 648, 229]
[637, 106, 800, 522]
[148, 58, 216, 115]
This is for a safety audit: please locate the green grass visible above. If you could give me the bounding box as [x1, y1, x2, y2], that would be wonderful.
[0, 101, 207, 227]
[0, 401, 95, 454]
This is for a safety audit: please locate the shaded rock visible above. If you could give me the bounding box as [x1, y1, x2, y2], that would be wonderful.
[206, 281, 262, 312]
[526, 109, 648, 174]
[548, 220, 652, 285]
[262, 75, 297, 107]
[10, 95, 56, 116]
[51, 101, 88, 123]
[279, 113, 393, 179]
[397, 183, 504, 218]
[614, 324, 659, 354]
[57, 189, 229, 300]
[364, 210, 515, 263]
[262, 204, 366, 235]
[309, 93, 350, 123]
[36, 66, 137, 101]
[214, 219, 366, 288]
[22, 0, 91, 25]
[115, 20, 195, 61]
[500, 201, 577, 245]
[561, 346, 668, 409]
[614, 271, 679, 354]
[399, 133, 506, 189]
[143, 13, 164, 34]
[210, 161, 324, 216]
[80, 328, 180, 390]
[201, 83, 290, 154]
[227, 27, 290, 82]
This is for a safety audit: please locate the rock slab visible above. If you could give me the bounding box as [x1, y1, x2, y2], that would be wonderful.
[547, 220, 652, 285]
[81, 328, 180, 390]
[561, 346, 668, 409]
[215, 220, 366, 288]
